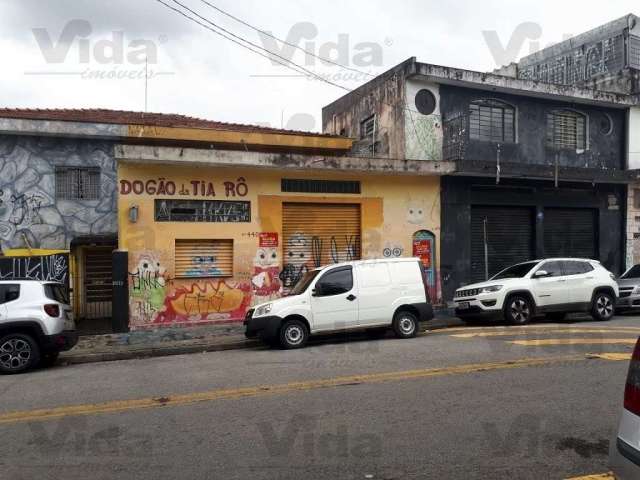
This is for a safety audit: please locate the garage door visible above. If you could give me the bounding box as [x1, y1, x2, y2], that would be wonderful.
[282, 203, 361, 289]
[471, 206, 534, 283]
[544, 208, 597, 259]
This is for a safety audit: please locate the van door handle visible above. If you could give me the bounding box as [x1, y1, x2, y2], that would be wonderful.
[346, 294, 357, 301]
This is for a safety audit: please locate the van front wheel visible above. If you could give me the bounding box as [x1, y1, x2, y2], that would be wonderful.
[393, 311, 418, 339]
[279, 319, 309, 349]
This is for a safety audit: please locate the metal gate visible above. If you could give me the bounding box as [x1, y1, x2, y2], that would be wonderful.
[281, 203, 361, 290]
[544, 208, 597, 259]
[471, 206, 535, 283]
[80, 246, 113, 320]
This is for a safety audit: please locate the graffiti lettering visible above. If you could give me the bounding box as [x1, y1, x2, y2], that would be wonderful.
[154, 200, 251, 223]
[9, 193, 44, 226]
[0, 254, 69, 285]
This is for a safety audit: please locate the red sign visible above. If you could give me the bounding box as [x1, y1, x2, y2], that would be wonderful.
[413, 239, 432, 268]
[259, 232, 278, 248]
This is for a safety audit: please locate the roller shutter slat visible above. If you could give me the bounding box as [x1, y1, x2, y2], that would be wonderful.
[470, 206, 534, 283]
[175, 239, 233, 277]
[282, 203, 361, 290]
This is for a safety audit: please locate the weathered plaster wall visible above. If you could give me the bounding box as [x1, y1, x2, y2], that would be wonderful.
[439, 85, 626, 169]
[118, 162, 441, 329]
[0, 135, 117, 251]
[404, 79, 443, 161]
[322, 63, 408, 158]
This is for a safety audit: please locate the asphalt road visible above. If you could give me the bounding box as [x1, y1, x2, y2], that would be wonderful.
[2, 314, 640, 479]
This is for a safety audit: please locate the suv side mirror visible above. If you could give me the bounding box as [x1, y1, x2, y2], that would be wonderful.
[312, 286, 322, 297]
[533, 270, 549, 278]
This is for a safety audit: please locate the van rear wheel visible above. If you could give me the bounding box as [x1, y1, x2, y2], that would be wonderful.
[392, 311, 418, 339]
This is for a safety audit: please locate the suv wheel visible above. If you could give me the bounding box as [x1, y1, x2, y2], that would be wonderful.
[0, 333, 40, 374]
[279, 319, 309, 349]
[505, 295, 533, 325]
[392, 311, 418, 338]
[592, 292, 615, 321]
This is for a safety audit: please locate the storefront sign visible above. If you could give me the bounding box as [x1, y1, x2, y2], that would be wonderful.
[259, 232, 278, 247]
[120, 177, 248, 198]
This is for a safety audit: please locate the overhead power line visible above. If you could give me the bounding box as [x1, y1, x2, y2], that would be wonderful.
[154, 0, 437, 158]
[197, 0, 374, 77]
[164, 0, 352, 92]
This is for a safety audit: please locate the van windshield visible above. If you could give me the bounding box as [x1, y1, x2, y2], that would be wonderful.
[289, 270, 320, 296]
[491, 261, 539, 280]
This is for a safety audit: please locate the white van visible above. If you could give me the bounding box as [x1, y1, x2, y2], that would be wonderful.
[244, 258, 434, 348]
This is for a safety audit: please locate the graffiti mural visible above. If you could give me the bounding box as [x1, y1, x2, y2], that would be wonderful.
[155, 280, 252, 325]
[128, 250, 253, 328]
[0, 136, 117, 251]
[252, 246, 281, 301]
[128, 251, 169, 327]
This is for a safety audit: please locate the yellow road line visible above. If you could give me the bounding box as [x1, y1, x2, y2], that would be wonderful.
[0, 355, 592, 425]
[586, 352, 632, 361]
[431, 325, 640, 335]
[564, 473, 614, 480]
[511, 338, 637, 346]
[452, 329, 640, 338]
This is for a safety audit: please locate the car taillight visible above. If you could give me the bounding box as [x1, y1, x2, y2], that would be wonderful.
[624, 337, 640, 416]
[44, 304, 60, 318]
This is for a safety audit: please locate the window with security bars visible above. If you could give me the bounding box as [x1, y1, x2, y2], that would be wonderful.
[55, 167, 101, 200]
[546, 110, 587, 150]
[469, 100, 515, 143]
[174, 239, 233, 278]
[360, 115, 375, 139]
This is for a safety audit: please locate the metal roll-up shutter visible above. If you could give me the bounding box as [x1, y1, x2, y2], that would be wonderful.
[544, 208, 596, 259]
[175, 239, 233, 278]
[470, 206, 534, 283]
[282, 203, 361, 289]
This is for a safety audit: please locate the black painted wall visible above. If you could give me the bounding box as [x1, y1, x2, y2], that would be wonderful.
[440, 176, 625, 302]
[439, 85, 626, 170]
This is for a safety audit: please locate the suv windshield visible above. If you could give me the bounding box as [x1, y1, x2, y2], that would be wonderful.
[621, 265, 640, 279]
[491, 261, 539, 280]
[44, 283, 69, 304]
[289, 270, 320, 295]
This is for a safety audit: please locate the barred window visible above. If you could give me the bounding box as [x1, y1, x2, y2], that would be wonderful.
[55, 167, 100, 200]
[360, 115, 375, 139]
[546, 109, 587, 150]
[469, 100, 515, 143]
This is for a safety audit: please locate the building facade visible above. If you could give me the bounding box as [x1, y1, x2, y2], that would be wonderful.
[323, 57, 638, 302]
[117, 145, 448, 330]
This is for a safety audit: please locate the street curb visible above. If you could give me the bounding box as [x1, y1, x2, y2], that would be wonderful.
[60, 338, 262, 365]
[59, 316, 464, 366]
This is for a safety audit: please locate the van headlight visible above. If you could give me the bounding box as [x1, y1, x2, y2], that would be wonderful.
[254, 303, 272, 317]
[478, 285, 503, 294]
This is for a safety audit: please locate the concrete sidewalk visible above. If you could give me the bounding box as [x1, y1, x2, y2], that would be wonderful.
[59, 312, 464, 365]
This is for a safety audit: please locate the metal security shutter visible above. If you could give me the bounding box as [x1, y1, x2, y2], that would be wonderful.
[282, 203, 361, 276]
[544, 208, 597, 259]
[175, 239, 233, 278]
[471, 206, 534, 283]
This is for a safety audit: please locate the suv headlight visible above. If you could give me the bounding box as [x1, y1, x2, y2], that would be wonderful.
[478, 285, 503, 294]
[254, 303, 272, 317]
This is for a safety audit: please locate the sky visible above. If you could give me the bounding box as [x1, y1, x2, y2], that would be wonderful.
[0, 0, 637, 132]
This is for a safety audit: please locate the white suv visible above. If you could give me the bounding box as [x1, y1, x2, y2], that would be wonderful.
[0, 281, 78, 374]
[454, 258, 618, 325]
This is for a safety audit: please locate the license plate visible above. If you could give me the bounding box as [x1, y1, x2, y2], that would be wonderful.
[458, 302, 470, 310]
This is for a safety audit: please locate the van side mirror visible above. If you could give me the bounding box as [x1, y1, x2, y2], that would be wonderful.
[533, 270, 549, 278]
